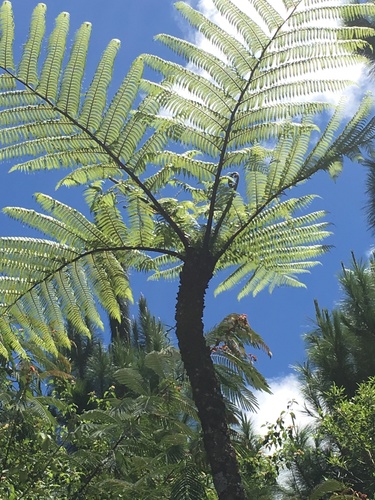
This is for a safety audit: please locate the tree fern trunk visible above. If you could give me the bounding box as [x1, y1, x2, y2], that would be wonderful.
[175, 248, 246, 500]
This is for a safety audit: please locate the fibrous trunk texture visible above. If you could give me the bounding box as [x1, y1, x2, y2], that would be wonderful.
[175, 248, 246, 500]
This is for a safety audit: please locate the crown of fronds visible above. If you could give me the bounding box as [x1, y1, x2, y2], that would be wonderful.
[0, 0, 375, 356]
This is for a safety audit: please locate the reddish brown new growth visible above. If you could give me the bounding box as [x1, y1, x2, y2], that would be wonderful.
[341, 488, 368, 499]
[238, 314, 248, 324]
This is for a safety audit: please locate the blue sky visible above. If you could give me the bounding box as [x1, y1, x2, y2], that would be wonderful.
[0, 0, 373, 393]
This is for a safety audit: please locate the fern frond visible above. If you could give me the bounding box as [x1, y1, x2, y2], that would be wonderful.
[155, 33, 242, 94]
[79, 38, 120, 131]
[0, 194, 137, 356]
[0, 1, 14, 71]
[56, 164, 122, 188]
[175, 2, 256, 77]
[17, 3, 46, 87]
[97, 57, 143, 145]
[211, 0, 269, 54]
[93, 194, 128, 246]
[37, 11, 69, 101]
[141, 56, 235, 113]
[215, 195, 331, 298]
[248, 0, 284, 33]
[57, 21, 91, 116]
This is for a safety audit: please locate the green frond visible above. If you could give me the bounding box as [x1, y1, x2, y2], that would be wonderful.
[161, 118, 222, 157]
[124, 122, 170, 173]
[175, 2, 256, 77]
[56, 164, 122, 188]
[17, 3, 46, 87]
[264, 122, 315, 198]
[16, 291, 59, 354]
[233, 101, 332, 132]
[255, 53, 365, 90]
[144, 350, 177, 379]
[80, 409, 119, 425]
[0, 237, 79, 276]
[141, 57, 235, 113]
[57, 21, 92, 117]
[9, 149, 110, 173]
[229, 121, 310, 150]
[239, 79, 352, 113]
[93, 194, 128, 246]
[0, 73, 15, 90]
[0, 1, 14, 71]
[37, 11, 69, 101]
[214, 363, 260, 410]
[34, 193, 110, 245]
[38, 280, 66, 339]
[289, 4, 375, 29]
[148, 257, 182, 281]
[54, 268, 91, 336]
[114, 367, 149, 396]
[0, 104, 59, 129]
[0, 191, 136, 355]
[0, 316, 25, 358]
[148, 151, 216, 186]
[328, 94, 375, 160]
[126, 190, 155, 247]
[108, 111, 148, 165]
[97, 57, 143, 145]
[273, 26, 375, 50]
[215, 196, 331, 298]
[211, 0, 269, 54]
[0, 135, 100, 164]
[3, 197, 105, 247]
[69, 259, 103, 329]
[5, 205, 70, 244]
[84, 253, 120, 321]
[169, 465, 207, 500]
[140, 81, 227, 136]
[302, 95, 375, 178]
[155, 33, 242, 94]
[79, 38, 120, 131]
[0, 118, 73, 147]
[247, 0, 284, 33]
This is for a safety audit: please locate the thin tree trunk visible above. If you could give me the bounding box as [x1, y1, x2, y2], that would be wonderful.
[175, 248, 246, 500]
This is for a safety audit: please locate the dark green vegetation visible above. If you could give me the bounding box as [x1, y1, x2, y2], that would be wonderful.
[1, 0, 375, 498]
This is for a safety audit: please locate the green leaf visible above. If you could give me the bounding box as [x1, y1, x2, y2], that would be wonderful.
[17, 3, 46, 86]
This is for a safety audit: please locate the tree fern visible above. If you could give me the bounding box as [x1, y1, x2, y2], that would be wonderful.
[0, 1, 375, 497]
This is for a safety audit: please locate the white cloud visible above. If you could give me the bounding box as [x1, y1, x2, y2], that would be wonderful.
[250, 373, 315, 437]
